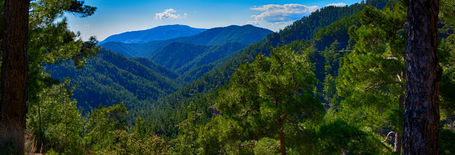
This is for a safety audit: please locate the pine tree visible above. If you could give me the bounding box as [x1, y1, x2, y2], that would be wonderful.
[27, 78, 84, 153]
[22, 0, 98, 153]
[338, 3, 407, 153]
[215, 47, 324, 154]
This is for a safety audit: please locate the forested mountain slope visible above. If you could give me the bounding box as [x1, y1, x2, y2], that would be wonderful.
[269, 0, 387, 45]
[132, 57, 180, 79]
[152, 42, 247, 73]
[97, 41, 156, 57]
[150, 43, 209, 71]
[170, 24, 273, 45]
[48, 49, 180, 111]
[175, 42, 247, 74]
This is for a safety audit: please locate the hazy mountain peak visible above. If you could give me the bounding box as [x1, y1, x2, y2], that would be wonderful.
[101, 25, 207, 44]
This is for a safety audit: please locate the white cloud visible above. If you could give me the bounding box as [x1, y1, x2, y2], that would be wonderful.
[250, 4, 319, 23]
[326, 2, 347, 7]
[248, 4, 319, 32]
[155, 9, 186, 20]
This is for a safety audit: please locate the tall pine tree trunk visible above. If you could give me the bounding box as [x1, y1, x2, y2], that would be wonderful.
[403, 0, 441, 154]
[0, 0, 30, 153]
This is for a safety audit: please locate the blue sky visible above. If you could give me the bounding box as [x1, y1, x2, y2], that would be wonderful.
[67, 0, 362, 41]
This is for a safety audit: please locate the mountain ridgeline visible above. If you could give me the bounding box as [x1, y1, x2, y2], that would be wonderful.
[101, 24, 207, 44]
[100, 25, 273, 58]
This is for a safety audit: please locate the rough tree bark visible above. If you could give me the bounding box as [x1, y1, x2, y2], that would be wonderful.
[403, 0, 441, 154]
[0, 0, 30, 154]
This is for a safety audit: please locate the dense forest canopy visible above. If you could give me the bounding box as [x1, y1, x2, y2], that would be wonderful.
[0, 0, 454, 154]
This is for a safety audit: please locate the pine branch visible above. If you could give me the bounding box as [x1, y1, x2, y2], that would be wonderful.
[381, 131, 395, 152]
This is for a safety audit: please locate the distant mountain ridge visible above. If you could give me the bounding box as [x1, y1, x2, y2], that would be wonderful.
[99, 24, 272, 84]
[167, 25, 273, 45]
[101, 24, 207, 44]
[100, 25, 273, 58]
